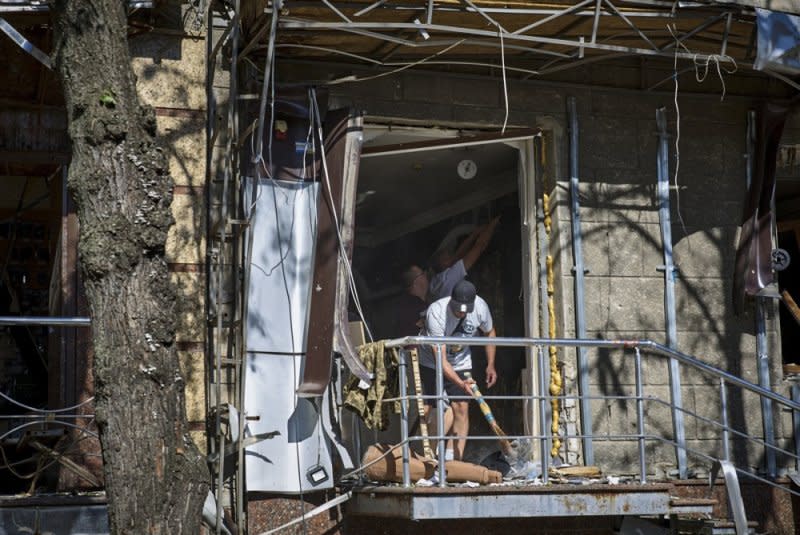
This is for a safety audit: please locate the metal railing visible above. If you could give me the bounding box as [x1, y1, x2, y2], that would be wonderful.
[0, 317, 96, 486]
[379, 335, 800, 494]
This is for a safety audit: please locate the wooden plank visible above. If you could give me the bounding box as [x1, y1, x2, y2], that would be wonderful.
[781, 290, 800, 327]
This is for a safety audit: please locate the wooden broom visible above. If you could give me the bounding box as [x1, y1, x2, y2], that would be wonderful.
[463, 371, 513, 455]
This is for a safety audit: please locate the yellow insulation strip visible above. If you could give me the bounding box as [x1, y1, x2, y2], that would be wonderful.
[545, 229, 561, 456]
[542, 193, 552, 233]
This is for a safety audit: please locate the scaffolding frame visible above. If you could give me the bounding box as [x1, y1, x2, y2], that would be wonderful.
[202, 1, 800, 533]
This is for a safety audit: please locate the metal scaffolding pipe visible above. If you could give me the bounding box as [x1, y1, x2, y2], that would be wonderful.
[634, 347, 646, 483]
[537, 346, 550, 484]
[0, 316, 90, 326]
[435, 345, 447, 486]
[747, 109, 777, 479]
[567, 96, 593, 466]
[398, 350, 411, 487]
[653, 107, 687, 478]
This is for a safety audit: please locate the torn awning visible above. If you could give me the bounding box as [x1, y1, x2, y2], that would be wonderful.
[754, 8, 800, 75]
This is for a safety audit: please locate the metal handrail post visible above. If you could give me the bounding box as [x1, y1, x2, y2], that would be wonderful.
[634, 347, 646, 483]
[398, 349, 411, 487]
[537, 345, 550, 484]
[720, 377, 730, 462]
[567, 95, 593, 466]
[792, 382, 800, 472]
[435, 345, 447, 486]
[385, 336, 800, 412]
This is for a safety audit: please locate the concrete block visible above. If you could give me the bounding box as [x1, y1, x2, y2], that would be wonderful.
[602, 182, 659, 224]
[361, 99, 455, 124]
[675, 277, 752, 335]
[571, 180, 607, 224]
[672, 226, 737, 279]
[451, 105, 509, 127]
[645, 439, 678, 471]
[587, 62, 642, 93]
[674, 330, 760, 386]
[590, 90, 662, 118]
[179, 350, 205, 422]
[636, 116, 660, 166]
[607, 277, 665, 332]
[345, 73, 403, 102]
[640, 223, 664, 276]
[643, 352, 671, 386]
[690, 383, 731, 440]
[508, 84, 565, 114]
[581, 221, 611, 277]
[451, 78, 501, 108]
[586, 344, 637, 386]
[583, 277, 611, 331]
[672, 197, 743, 228]
[590, 397, 609, 435]
[608, 222, 661, 277]
[582, 115, 640, 170]
[642, 385, 689, 440]
[675, 98, 748, 127]
[673, 121, 727, 170]
[552, 220, 574, 277]
[402, 73, 455, 104]
[171, 271, 206, 342]
[592, 440, 641, 475]
[157, 115, 206, 188]
[166, 192, 206, 265]
[607, 398, 637, 437]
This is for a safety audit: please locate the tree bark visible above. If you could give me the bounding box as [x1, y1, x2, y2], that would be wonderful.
[51, 1, 210, 533]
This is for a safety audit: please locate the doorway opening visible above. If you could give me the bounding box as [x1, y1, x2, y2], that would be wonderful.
[349, 125, 540, 463]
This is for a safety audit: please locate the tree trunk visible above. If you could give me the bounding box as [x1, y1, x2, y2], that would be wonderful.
[51, 1, 210, 533]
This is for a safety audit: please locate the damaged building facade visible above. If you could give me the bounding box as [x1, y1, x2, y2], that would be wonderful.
[2, 1, 800, 534]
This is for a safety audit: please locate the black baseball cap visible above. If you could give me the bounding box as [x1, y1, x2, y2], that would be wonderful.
[449, 280, 476, 313]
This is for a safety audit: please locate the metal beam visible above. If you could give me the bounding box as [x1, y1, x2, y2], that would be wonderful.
[279, 20, 751, 65]
[567, 96, 594, 467]
[604, 0, 659, 50]
[0, 16, 51, 69]
[512, 0, 595, 36]
[656, 108, 688, 480]
[348, 486, 674, 519]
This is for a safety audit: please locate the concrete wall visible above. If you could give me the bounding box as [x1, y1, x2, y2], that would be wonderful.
[278, 60, 795, 476]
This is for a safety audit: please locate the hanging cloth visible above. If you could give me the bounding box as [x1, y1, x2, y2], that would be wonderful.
[343, 341, 400, 430]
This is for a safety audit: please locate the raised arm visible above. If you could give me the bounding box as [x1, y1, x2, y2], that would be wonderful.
[462, 216, 500, 270]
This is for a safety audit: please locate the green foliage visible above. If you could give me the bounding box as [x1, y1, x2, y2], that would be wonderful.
[99, 89, 117, 108]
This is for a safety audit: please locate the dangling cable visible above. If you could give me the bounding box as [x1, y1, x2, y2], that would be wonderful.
[500, 29, 509, 134]
[309, 89, 374, 342]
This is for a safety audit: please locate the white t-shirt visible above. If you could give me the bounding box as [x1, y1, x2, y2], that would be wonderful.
[419, 295, 493, 371]
[427, 259, 467, 302]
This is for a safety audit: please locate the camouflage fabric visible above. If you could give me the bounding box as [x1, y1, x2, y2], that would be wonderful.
[344, 341, 400, 431]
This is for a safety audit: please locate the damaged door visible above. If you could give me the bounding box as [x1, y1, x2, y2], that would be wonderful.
[242, 100, 364, 493]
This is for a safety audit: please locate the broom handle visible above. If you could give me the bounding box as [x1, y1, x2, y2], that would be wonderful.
[464, 372, 513, 454]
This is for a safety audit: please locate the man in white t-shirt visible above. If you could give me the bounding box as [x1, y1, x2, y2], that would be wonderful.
[419, 280, 497, 461]
[428, 216, 500, 302]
